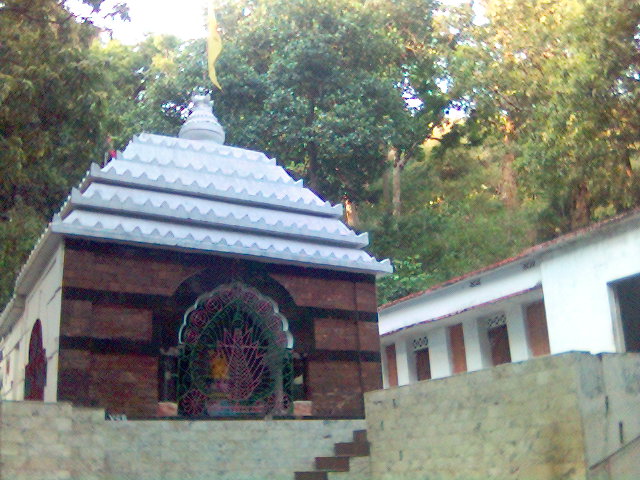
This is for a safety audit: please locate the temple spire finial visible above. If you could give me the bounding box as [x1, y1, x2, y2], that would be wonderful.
[178, 94, 225, 144]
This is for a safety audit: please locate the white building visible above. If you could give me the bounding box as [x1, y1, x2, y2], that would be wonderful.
[379, 209, 640, 388]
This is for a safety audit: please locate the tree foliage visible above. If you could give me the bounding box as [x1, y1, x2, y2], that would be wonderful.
[364, 119, 536, 304]
[441, 0, 640, 234]
[104, 0, 444, 204]
[0, 0, 120, 307]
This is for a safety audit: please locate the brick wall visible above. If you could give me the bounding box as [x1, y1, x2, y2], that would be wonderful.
[364, 352, 640, 480]
[0, 401, 365, 480]
[269, 273, 377, 313]
[62, 244, 203, 296]
[58, 348, 158, 416]
[59, 293, 157, 416]
[58, 240, 381, 418]
[61, 300, 153, 341]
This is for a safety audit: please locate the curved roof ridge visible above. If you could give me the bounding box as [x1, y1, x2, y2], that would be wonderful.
[51, 213, 390, 274]
[115, 153, 297, 186]
[134, 133, 274, 165]
[69, 188, 369, 248]
[86, 163, 342, 217]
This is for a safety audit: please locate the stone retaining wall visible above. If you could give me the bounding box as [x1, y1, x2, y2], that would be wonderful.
[0, 401, 365, 480]
[3, 352, 639, 480]
[364, 352, 640, 480]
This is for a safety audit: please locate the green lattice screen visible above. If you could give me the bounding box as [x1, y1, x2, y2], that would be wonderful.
[177, 283, 293, 417]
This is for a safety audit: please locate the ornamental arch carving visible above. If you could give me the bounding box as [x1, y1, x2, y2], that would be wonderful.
[177, 282, 294, 417]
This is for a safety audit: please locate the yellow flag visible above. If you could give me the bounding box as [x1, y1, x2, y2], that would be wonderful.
[208, 1, 222, 90]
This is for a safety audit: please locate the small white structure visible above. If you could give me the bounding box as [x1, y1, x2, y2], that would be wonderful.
[379, 209, 640, 387]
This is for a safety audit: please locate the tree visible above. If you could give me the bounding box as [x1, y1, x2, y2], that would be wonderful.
[440, 0, 640, 233]
[362, 116, 536, 304]
[0, 0, 119, 307]
[218, 0, 405, 201]
[368, 0, 640, 305]
[109, 0, 444, 206]
[93, 35, 186, 149]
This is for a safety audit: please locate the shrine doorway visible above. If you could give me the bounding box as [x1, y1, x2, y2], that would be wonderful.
[24, 320, 47, 401]
[177, 283, 294, 417]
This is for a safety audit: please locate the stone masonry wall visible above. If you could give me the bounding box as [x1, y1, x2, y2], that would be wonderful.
[0, 400, 365, 480]
[364, 352, 640, 480]
[578, 353, 640, 478]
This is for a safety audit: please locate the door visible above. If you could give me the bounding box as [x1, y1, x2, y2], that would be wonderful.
[24, 320, 47, 401]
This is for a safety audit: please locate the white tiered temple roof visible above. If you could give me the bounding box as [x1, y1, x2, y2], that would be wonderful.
[53, 127, 389, 274]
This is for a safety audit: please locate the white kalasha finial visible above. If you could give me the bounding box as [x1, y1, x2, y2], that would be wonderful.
[178, 94, 225, 144]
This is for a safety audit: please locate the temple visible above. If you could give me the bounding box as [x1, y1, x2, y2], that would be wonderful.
[0, 95, 391, 418]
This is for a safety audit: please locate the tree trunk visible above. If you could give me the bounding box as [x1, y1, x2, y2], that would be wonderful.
[387, 147, 403, 217]
[308, 141, 319, 193]
[500, 151, 518, 209]
[500, 125, 519, 210]
[392, 168, 401, 217]
[570, 181, 590, 229]
[623, 150, 633, 178]
[382, 168, 391, 210]
[306, 98, 319, 192]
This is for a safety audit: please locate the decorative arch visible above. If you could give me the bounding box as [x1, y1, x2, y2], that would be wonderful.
[24, 320, 47, 401]
[177, 282, 294, 417]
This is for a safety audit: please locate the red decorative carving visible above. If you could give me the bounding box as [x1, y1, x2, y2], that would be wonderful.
[220, 327, 266, 401]
[181, 389, 207, 416]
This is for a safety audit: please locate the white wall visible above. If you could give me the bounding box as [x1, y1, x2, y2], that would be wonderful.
[427, 328, 452, 379]
[462, 318, 492, 371]
[379, 261, 541, 336]
[541, 226, 640, 354]
[505, 304, 530, 362]
[0, 244, 64, 401]
[381, 288, 543, 385]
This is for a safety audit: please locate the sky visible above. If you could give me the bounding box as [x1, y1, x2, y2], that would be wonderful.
[67, 1, 484, 46]
[67, 0, 209, 44]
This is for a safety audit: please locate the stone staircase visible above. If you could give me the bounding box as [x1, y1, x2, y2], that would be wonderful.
[294, 429, 371, 480]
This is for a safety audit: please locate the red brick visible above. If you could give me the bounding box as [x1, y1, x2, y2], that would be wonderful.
[63, 247, 202, 296]
[360, 361, 382, 392]
[357, 321, 380, 352]
[57, 349, 92, 405]
[58, 347, 158, 417]
[355, 282, 377, 312]
[92, 304, 152, 341]
[270, 274, 357, 310]
[59, 348, 91, 370]
[307, 360, 363, 417]
[61, 300, 92, 336]
[89, 353, 158, 417]
[314, 318, 358, 351]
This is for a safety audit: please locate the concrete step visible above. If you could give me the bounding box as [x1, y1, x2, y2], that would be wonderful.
[327, 457, 372, 480]
[352, 430, 367, 444]
[295, 429, 370, 480]
[334, 441, 370, 457]
[315, 456, 350, 472]
[295, 472, 328, 480]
